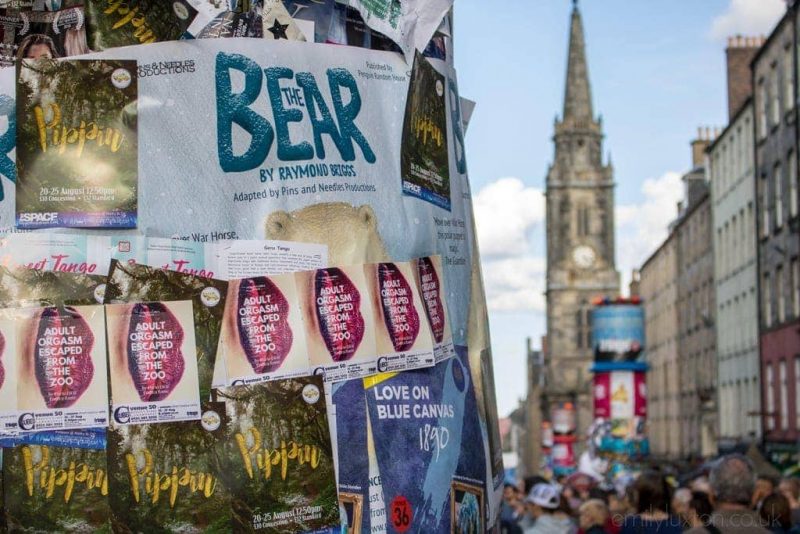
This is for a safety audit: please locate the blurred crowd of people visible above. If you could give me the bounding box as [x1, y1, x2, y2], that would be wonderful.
[500, 454, 800, 534]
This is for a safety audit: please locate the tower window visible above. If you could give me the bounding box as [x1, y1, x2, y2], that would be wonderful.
[577, 205, 590, 236]
[575, 303, 591, 351]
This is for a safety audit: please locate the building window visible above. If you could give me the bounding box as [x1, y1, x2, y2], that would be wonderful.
[792, 259, 799, 318]
[762, 174, 771, 237]
[779, 360, 788, 430]
[795, 356, 800, 429]
[764, 272, 772, 328]
[790, 150, 798, 218]
[771, 64, 781, 126]
[785, 46, 795, 110]
[775, 162, 783, 229]
[777, 265, 785, 323]
[758, 78, 767, 138]
[577, 204, 589, 237]
[766, 363, 775, 431]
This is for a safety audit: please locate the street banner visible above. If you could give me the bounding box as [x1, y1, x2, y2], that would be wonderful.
[593, 371, 647, 419]
[591, 304, 645, 363]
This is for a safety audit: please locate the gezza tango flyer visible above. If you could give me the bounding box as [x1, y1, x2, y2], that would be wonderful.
[15, 59, 138, 229]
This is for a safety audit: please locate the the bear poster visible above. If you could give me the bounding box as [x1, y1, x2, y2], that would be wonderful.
[15, 304, 109, 432]
[3, 443, 111, 532]
[107, 402, 232, 533]
[104, 259, 228, 401]
[220, 273, 309, 385]
[106, 300, 201, 426]
[15, 59, 138, 229]
[217, 376, 341, 533]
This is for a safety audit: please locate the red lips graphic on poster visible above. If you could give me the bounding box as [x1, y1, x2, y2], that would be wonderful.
[127, 303, 185, 402]
[314, 268, 365, 362]
[416, 257, 445, 343]
[237, 277, 293, 374]
[34, 307, 95, 409]
[377, 263, 420, 352]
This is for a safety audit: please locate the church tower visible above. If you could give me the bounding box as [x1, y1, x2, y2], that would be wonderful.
[544, 1, 620, 433]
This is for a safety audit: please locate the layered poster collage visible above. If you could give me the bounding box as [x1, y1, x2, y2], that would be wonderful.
[0, 1, 502, 532]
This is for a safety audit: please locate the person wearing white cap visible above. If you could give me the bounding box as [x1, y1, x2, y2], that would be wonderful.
[523, 483, 577, 534]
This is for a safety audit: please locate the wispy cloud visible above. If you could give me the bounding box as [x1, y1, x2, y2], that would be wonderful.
[710, 0, 785, 41]
[616, 171, 684, 281]
[474, 177, 546, 312]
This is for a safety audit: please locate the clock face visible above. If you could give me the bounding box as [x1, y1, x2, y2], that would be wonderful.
[572, 245, 596, 269]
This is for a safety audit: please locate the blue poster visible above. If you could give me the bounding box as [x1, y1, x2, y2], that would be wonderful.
[365, 349, 487, 533]
[591, 304, 646, 363]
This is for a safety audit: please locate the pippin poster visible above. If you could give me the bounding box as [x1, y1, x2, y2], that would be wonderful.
[16, 305, 108, 432]
[107, 402, 231, 533]
[401, 52, 450, 210]
[3, 444, 111, 532]
[15, 58, 138, 229]
[219, 376, 340, 533]
[106, 300, 201, 425]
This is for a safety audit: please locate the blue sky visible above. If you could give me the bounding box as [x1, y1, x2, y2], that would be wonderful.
[453, 0, 786, 416]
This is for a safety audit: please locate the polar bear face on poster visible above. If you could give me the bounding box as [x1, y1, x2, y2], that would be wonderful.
[265, 203, 389, 266]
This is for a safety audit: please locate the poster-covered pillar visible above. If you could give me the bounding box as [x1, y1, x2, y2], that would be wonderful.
[550, 403, 578, 476]
[589, 298, 649, 479]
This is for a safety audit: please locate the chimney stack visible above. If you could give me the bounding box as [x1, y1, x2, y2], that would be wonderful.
[725, 34, 762, 120]
[691, 126, 715, 168]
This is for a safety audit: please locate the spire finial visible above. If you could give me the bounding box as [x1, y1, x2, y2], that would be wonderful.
[563, 0, 593, 121]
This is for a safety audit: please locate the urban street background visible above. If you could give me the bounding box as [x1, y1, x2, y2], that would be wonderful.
[456, 1, 783, 416]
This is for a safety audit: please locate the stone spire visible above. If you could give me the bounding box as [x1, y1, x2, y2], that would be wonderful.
[563, 1, 593, 123]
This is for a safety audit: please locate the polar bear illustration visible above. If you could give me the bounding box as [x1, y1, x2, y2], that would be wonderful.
[265, 202, 390, 266]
